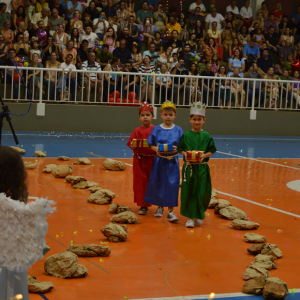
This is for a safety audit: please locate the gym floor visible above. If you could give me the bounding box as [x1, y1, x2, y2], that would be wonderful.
[2, 131, 300, 300]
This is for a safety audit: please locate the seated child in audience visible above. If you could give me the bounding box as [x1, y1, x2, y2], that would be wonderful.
[197, 56, 207, 74]
[29, 40, 41, 61]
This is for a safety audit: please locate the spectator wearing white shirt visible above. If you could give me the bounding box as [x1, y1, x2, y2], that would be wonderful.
[188, 0, 206, 15]
[226, 0, 240, 28]
[239, 1, 252, 29]
[57, 54, 78, 101]
[205, 7, 225, 32]
[79, 25, 99, 48]
[81, 51, 102, 102]
[93, 11, 108, 39]
[31, 7, 49, 30]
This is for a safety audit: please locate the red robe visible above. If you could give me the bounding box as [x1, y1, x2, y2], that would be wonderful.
[127, 125, 156, 207]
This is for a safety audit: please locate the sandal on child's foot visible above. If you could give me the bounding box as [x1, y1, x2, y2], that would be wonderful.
[194, 218, 203, 226]
[185, 218, 194, 228]
[138, 207, 149, 215]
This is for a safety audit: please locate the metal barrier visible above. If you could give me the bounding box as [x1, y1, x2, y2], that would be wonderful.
[0, 66, 300, 110]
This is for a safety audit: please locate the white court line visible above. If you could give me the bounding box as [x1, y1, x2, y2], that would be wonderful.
[133, 291, 300, 300]
[217, 151, 300, 170]
[217, 191, 300, 219]
[123, 157, 300, 218]
[133, 292, 253, 300]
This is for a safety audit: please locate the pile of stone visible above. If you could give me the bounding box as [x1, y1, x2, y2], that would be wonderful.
[44, 251, 88, 279]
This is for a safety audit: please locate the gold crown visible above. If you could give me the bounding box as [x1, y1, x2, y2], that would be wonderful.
[160, 101, 176, 111]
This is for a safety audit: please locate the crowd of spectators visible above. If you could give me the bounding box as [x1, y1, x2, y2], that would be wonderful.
[0, 0, 300, 107]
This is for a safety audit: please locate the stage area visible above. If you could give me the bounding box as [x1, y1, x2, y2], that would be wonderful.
[2, 132, 300, 300]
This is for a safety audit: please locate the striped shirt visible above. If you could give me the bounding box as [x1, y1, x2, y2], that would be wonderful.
[139, 64, 155, 74]
[81, 60, 101, 80]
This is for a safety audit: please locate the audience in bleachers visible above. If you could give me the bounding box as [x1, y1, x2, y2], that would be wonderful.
[0, 0, 300, 108]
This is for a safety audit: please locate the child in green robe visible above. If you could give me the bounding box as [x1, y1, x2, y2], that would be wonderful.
[177, 102, 217, 228]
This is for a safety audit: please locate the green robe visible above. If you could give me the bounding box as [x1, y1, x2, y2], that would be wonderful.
[177, 130, 217, 219]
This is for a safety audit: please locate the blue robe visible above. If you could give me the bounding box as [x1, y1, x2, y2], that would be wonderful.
[144, 125, 184, 207]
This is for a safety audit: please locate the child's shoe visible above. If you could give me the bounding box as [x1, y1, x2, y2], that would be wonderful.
[185, 218, 194, 228]
[194, 218, 203, 226]
[138, 207, 149, 215]
[167, 211, 179, 222]
[154, 206, 164, 217]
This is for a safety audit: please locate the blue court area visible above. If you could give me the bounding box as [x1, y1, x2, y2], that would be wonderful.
[2, 131, 300, 159]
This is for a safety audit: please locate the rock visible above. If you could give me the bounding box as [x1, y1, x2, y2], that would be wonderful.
[72, 181, 88, 189]
[263, 277, 289, 300]
[86, 244, 111, 256]
[255, 254, 276, 262]
[214, 199, 231, 214]
[261, 243, 283, 259]
[117, 205, 133, 214]
[243, 266, 270, 280]
[251, 260, 277, 270]
[70, 264, 88, 278]
[67, 245, 98, 257]
[43, 164, 58, 173]
[10, 146, 25, 154]
[111, 211, 140, 224]
[101, 223, 128, 242]
[219, 206, 248, 220]
[121, 224, 128, 232]
[65, 175, 86, 185]
[245, 233, 267, 243]
[211, 188, 218, 199]
[24, 161, 38, 169]
[73, 157, 91, 165]
[28, 275, 54, 293]
[103, 159, 126, 171]
[231, 219, 260, 230]
[52, 165, 73, 178]
[57, 156, 69, 161]
[44, 251, 78, 278]
[87, 186, 102, 193]
[68, 244, 111, 257]
[86, 181, 99, 188]
[242, 276, 266, 295]
[109, 203, 119, 214]
[35, 151, 46, 157]
[208, 199, 219, 209]
[248, 244, 265, 255]
[88, 189, 115, 205]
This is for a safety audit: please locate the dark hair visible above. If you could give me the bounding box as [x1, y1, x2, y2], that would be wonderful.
[81, 39, 89, 44]
[17, 5, 26, 19]
[144, 55, 151, 59]
[178, 57, 185, 62]
[16, 32, 25, 40]
[131, 43, 141, 53]
[208, 38, 216, 48]
[67, 53, 73, 58]
[240, 25, 249, 34]
[248, 54, 254, 60]
[269, 13, 275, 17]
[0, 146, 28, 203]
[189, 63, 198, 75]
[190, 114, 205, 118]
[219, 64, 227, 73]
[0, 3, 7, 10]
[70, 28, 79, 41]
[102, 43, 109, 49]
[282, 15, 288, 19]
[9, 48, 16, 52]
[31, 39, 39, 47]
[142, 1, 148, 4]
[149, 42, 155, 47]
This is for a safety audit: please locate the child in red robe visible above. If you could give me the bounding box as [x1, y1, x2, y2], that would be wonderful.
[127, 101, 156, 215]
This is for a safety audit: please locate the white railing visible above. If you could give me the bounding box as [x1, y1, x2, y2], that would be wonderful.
[0, 66, 300, 111]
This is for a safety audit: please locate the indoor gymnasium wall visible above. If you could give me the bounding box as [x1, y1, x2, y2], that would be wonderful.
[3, 104, 300, 136]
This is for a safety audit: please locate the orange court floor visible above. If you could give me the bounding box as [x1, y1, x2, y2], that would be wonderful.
[26, 157, 300, 300]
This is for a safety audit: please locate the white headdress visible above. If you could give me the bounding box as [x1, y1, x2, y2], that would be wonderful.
[190, 102, 206, 117]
